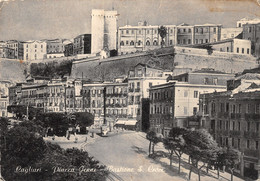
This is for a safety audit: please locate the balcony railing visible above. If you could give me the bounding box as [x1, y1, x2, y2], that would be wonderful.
[218, 112, 229, 118]
[245, 113, 260, 121]
[128, 88, 134, 93]
[230, 113, 242, 119]
[244, 131, 260, 138]
[135, 88, 140, 92]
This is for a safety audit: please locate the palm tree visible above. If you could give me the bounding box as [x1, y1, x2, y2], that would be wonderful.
[158, 26, 167, 48]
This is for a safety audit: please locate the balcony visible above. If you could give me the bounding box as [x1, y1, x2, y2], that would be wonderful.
[244, 149, 259, 158]
[230, 113, 242, 119]
[245, 113, 260, 121]
[230, 130, 242, 137]
[129, 88, 134, 93]
[135, 88, 140, 92]
[244, 131, 260, 138]
[218, 112, 229, 118]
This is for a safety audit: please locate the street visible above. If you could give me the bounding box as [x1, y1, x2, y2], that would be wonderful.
[53, 131, 244, 181]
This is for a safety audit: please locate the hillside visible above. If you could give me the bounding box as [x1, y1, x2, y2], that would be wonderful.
[0, 59, 27, 83]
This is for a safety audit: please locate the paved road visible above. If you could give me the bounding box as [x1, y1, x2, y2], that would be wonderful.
[56, 131, 244, 181]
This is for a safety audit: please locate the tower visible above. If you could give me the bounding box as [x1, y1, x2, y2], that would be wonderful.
[91, 9, 118, 55]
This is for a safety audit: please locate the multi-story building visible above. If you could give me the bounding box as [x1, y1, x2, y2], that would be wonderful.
[0, 47, 15, 59]
[73, 34, 91, 55]
[118, 22, 176, 54]
[105, 82, 128, 119]
[23, 40, 47, 61]
[237, 18, 260, 28]
[199, 88, 260, 180]
[193, 24, 222, 44]
[64, 43, 74, 57]
[6, 40, 24, 59]
[128, 63, 171, 130]
[21, 84, 48, 110]
[176, 23, 193, 45]
[221, 28, 243, 40]
[149, 69, 234, 136]
[242, 23, 260, 57]
[45, 39, 71, 58]
[0, 96, 8, 117]
[46, 82, 66, 112]
[91, 9, 118, 54]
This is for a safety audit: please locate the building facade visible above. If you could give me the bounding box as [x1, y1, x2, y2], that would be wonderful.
[118, 22, 176, 54]
[64, 43, 74, 57]
[73, 34, 91, 55]
[242, 23, 260, 57]
[0, 47, 15, 59]
[23, 40, 47, 61]
[221, 28, 243, 40]
[6, 40, 24, 59]
[199, 90, 260, 180]
[91, 9, 118, 54]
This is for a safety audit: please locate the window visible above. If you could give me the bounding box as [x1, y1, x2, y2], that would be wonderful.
[232, 138, 234, 147]
[195, 28, 198, 33]
[238, 122, 241, 131]
[227, 47, 229, 52]
[177, 29, 180, 33]
[183, 39, 186, 44]
[200, 39, 203, 44]
[188, 29, 191, 33]
[153, 40, 158, 46]
[177, 39, 180, 44]
[247, 48, 250, 54]
[205, 39, 208, 43]
[146, 40, 150, 46]
[183, 29, 186, 33]
[249, 27, 251, 33]
[147, 30, 149, 34]
[121, 30, 124, 34]
[170, 40, 173, 45]
[35, 44, 37, 48]
[213, 28, 216, 33]
[242, 48, 244, 54]
[238, 138, 240, 148]
[238, 23, 241, 27]
[257, 122, 259, 132]
[137, 40, 142, 46]
[188, 39, 191, 44]
[204, 78, 209, 84]
[256, 141, 259, 150]
[131, 30, 134, 34]
[213, 78, 218, 85]
[139, 30, 142, 34]
[193, 107, 197, 115]
[126, 30, 129, 34]
[237, 48, 239, 53]
[149, 82, 152, 87]
[247, 122, 250, 131]
[170, 29, 173, 33]
[247, 140, 250, 149]
[194, 91, 198, 98]
[130, 41, 134, 46]
[120, 41, 124, 46]
[195, 39, 198, 44]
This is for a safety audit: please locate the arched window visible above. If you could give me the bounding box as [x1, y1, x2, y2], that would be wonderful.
[137, 40, 142, 46]
[130, 41, 134, 46]
[120, 41, 124, 46]
[146, 40, 150, 46]
[153, 40, 158, 46]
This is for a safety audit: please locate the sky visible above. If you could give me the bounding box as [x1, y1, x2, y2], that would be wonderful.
[0, 0, 259, 41]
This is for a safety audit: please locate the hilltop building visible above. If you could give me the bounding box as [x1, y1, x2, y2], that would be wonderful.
[91, 9, 118, 55]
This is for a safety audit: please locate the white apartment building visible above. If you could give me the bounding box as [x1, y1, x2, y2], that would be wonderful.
[91, 9, 118, 55]
[127, 63, 170, 122]
[118, 21, 176, 55]
[23, 40, 47, 61]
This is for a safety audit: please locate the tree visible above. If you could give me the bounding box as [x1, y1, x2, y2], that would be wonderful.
[158, 26, 167, 48]
[69, 112, 94, 134]
[163, 127, 186, 173]
[146, 131, 156, 156]
[183, 129, 220, 181]
[36, 112, 70, 136]
[223, 147, 241, 181]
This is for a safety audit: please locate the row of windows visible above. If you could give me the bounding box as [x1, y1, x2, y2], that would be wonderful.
[218, 120, 259, 132]
[236, 47, 250, 54]
[216, 103, 260, 114]
[106, 98, 127, 105]
[106, 109, 127, 115]
[121, 28, 174, 35]
[220, 137, 258, 150]
[150, 105, 173, 114]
